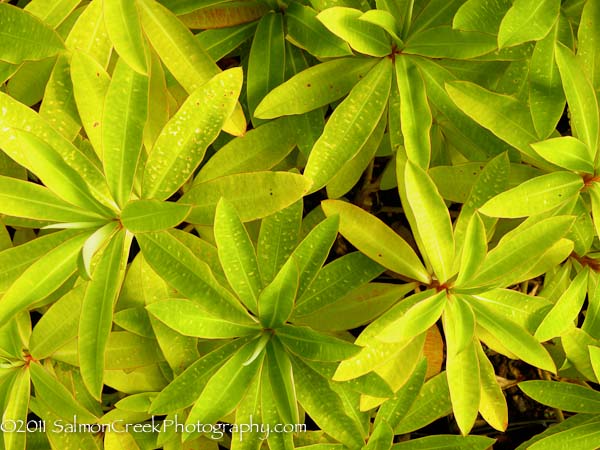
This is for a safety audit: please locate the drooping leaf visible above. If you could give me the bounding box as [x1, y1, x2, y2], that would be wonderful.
[476, 341, 508, 432]
[497, 0, 561, 48]
[2, 368, 30, 450]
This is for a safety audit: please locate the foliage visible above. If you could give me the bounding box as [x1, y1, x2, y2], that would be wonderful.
[0, 0, 600, 449]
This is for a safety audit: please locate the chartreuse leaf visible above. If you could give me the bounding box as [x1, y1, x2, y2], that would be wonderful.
[102, 58, 148, 207]
[497, 0, 560, 48]
[479, 171, 583, 218]
[456, 213, 487, 286]
[214, 198, 262, 314]
[453, 0, 511, 33]
[555, 43, 600, 155]
[535, 269, 589, 341]
[590, 183, 600, 238]
[377, 291, 447, 343]
[0, 3, 64, 64]
[257, 200, 302, 286]
[184, 340, 264, 439]
[259, 258, 298, 329]
[476, 341, 508, 431]
[291, 355, 365, 449]
[444, 295, 475, 356]
[24, 0, 80, 28]
[254, 58, 378, 119]
[70, 51, 110, 157]
[321, 200, 430, 283]
[182, 171, 311, 225]
[65, 0, 112, 68]
[285, 2, 352, 59]
[317, 7, 390, 57]
[304, 58, 392, 192]
[579, 0, 600, 92]
[79, 222, 119, 280]
[0, 176, 104, 223]
[2, 368, 30, 450]
[30, 363, 97, 423]
[520, 380, 600, 413]
[120, 199, 190, 233]
[394, 435, 496, 450]
[532, 137, 594, 173]
[278, 325, 359, 361]
[196, 22, 258, 61]
[79, 230, 130, 399]
[142, 68, 242, 201]
[395, 57, 432, 169]
[446, 81, 539, 158]
[405, 161, 455, 283]
[0, 231, 89, 324]
[446, 338, 480, 435]
[230, 370, 262, 450]
[404, 26, 497, 59]
[103, 0, 148, 74]
[247, 12, 285, 124]
[591, 346, 600, 381]
[527, 419, 600, 450]
[178, 1, 268, 29]
[147, 299, 259, 338]
[149, 339, 248, 414]
[359, 10, 401, 42]
[466, 298, 556, 372]
[136, 231, 251, 322]
[136, 0, 245, 136]
[266, 338, 299, 425]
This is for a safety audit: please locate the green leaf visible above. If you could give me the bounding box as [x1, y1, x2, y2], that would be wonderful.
[254, 57, 378, 119]
[196, 22, 257, 61]
[479, 171, 583, 218]
[120, 199, 191, 233]
[408, 0, 464, 35]
[578, 0, 600, 93]
[79, 222, 119, 280]
[2, 368, 30, 450]
[476, 341, 508, 432]
[304, 58, 392, 192]
[65, 0, 112, 68]
[359, 10, 401, 42]
[278, 325, 359, 361]
[393, 435, 496, 450]
[444, 296, 475, 356]
[535, 269, 589, 341]
[142, 68, 243, 200]
[405, 26, 497, 59]
[247, 13, 285, 124]
[0, 231, 89, 324]
[266, 338, 299, 425]
[456, 213, 487, 286]
[497, 0, 560, 48]
[395, 57, 432, 169]
[531, 137, 594, 173]
[404, 161, 455, 283]
[182, 172, 312, 225]
[590, 183, 600, 238]
[321, 200, 429, 283]
[445, 338, 479, 435]
[259, 258, 298, 329]
[0, 3, 64, 64]
[555, 43, 600, 155]
[377, 291, 446, 343]
[527, 420, 600, 450]
[24, 0, 80, 28]
[147, 298, 260, 338]
[214, 198, 262, 314]
[103, 0, 148, 74]
[520, 380, 600, 413]
[317, 7, 390, 57]
[453, 0, 511, 34]
[79, 230, 130, 399]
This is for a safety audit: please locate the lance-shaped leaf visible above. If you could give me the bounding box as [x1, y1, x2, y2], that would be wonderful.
[405, 26, 497, 59]
[359, 9, 401, 41]
[178, 1, 268, 28]
[304, 58, 392, 192]
[453, 0, 511, 33]
[395, 57, 432, 169]
[80, 222, 119, 280]
[278, 325, 360, 361]
[2, 368, 30, 450]
[184, 340, 264, 436]
[479, 171, 583, 218]
[102, 58, 148, 207]
[65, 0, 112, 69]
[579, 0, 600, 92]
[535, 269, 589, 342]
[498, 0, 560, 48]
[0, 231, 89, 324]
[0, 176, 104, 223]
[531, 137, 594, 173]
[456, 213, 487, 286]
[25, 0, 80, 27]
[70, 51, 110, 157]
[444, 295, 476, 356]
[103, 0, 148, 74]
[405, 161, 455, 283]
[555, 43, 600, 155]
[590, 183, 600, 238]
[377, 291, 447, 343]
[476, 341, 508, 432]
[266, 338, 299, 425]
[466, 298, 556, 372]
[520, 380, 600, 413]
[136, 230, 250, 322]
[214, 198, 262, 314]
[446, 81, 539, 158]
[183, 171, 311, 225]
[259, 258, 298, 329]
[291, 355, 365, 449]
[394, 436, 496, 450]
[147, 298, 260, 338]
[196, 23, 258, 62]
[321, 200, 430, 283]
[120, 199, 190, 233]
[142, 68, 242, 200]
[30, 363, 98, 423]
[79, 230, 130, 399]
[254, 57, 378, 119]
[317, 7, 391, 57]
[446, 338, 480, 435]
[0, 3, 64, 64]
